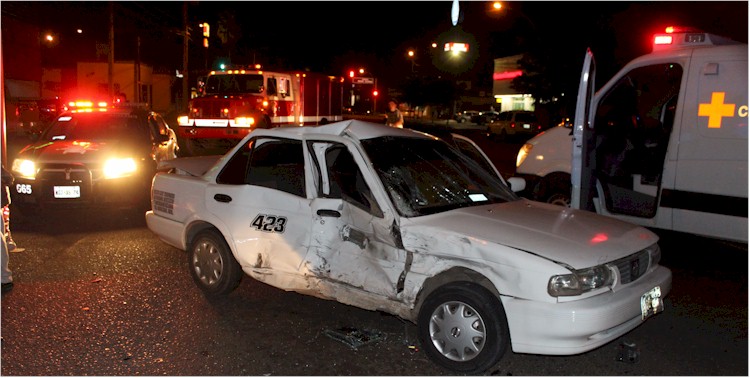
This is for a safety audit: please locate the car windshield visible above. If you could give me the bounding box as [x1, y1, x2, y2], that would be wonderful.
[43, 113, 150, 142]
[205, 74, 264, 95]
[361, 136, 519, 217]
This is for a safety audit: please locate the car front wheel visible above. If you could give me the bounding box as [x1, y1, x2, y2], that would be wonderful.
[417, 282, 510, 374]
[188, 229, 243, 296]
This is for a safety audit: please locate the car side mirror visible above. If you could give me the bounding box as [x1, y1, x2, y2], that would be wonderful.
[506, 177, 526, 193]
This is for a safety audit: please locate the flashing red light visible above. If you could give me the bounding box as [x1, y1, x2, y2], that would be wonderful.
[373, 90, 379, 97]
[654, 35, 673, 45]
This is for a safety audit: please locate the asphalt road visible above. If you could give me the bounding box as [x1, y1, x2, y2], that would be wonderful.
[1, 123, 747, 375]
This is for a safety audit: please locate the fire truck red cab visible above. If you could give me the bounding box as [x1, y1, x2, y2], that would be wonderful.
[177, 68, 344, 155]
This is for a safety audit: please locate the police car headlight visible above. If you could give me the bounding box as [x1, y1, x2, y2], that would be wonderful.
[103, 158, 137, 179]
[548, 265, 614, 297]
[516, 143, 533, 168]
[11, 158, 36, 179]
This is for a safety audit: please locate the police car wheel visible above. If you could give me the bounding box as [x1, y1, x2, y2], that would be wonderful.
[417, 282, 509, 374]
[188, 229, 242, 296]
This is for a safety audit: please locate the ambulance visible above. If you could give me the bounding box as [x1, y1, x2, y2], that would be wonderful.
[515, 27, 748, 243]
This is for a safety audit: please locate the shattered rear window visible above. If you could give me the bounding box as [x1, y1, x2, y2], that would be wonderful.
[361, 136, 519, 217]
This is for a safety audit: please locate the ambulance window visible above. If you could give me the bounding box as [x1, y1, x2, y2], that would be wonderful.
[595, 63, 682, 140]
[266, 78, 278, 96]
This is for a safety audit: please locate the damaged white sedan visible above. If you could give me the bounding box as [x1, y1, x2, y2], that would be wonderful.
[146, 120, 671, 374]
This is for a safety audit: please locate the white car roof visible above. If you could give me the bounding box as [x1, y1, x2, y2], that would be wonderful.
[265, 119, 432, 141]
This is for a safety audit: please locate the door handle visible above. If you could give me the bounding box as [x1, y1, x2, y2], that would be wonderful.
[214, 193, 232, 203]
[317, 209, 341, 218]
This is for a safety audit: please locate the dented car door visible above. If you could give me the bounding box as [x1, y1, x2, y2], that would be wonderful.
[304, 140, 408, 302]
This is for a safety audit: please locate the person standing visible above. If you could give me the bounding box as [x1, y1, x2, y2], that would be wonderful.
[2, 165, 14, 293]
[385, 100, 404, 128]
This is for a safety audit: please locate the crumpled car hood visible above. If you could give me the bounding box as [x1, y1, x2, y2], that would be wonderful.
[401, 199, 658, 269]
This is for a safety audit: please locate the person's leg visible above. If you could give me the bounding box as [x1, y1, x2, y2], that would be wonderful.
[1, 215, 14, 292]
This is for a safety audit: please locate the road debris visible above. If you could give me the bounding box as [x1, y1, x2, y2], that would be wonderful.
[616, 341, 640, 363]
[323, 326, 384, 350]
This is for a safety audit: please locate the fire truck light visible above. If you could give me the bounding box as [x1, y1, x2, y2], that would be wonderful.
[177, 116, 189, 125]
[262, 101, 269, 107]
[255, 64, 262, 69]
[240, 70, 246, 74]
[234, 117, 254, 127]
[665, 26, 675, 33]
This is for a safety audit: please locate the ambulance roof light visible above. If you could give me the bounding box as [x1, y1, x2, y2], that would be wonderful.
[652, 26, 738, 52]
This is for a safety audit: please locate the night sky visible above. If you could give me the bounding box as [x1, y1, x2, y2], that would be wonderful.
[2, 1, 748, 88]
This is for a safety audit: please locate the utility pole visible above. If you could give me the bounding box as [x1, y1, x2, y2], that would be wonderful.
[182, 2, 189, 112]
[108, 1, 115, 99]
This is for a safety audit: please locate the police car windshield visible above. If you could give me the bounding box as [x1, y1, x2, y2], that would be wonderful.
[44, 113, 150, 142]
[361, 136, 519, 217]
[205, 74, 264, 95]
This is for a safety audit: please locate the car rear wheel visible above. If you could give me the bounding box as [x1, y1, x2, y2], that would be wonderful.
[417, 282, 509, 374]
[188, 229, 242, 296]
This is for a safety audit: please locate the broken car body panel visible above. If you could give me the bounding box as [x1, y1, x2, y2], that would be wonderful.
[146, 120, 671, 360]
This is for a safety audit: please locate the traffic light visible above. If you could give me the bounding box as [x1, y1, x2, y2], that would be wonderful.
[373, 90, 379, 97]
[349, 70, 355, 78]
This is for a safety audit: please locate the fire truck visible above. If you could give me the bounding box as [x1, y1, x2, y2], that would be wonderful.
[177, 68, 345, 155]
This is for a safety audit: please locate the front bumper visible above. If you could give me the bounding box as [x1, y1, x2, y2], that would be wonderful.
[12, 170, 151, 209]
[502, 265, 672, 355]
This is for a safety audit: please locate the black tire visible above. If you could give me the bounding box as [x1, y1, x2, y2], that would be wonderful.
[540, 173, 571, 207]
[417, 282, 510, 374]
[188, 229, 243, 296]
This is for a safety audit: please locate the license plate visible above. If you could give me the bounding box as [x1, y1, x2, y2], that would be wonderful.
[641, 286, 663, 320]
[54, 186, 81, 198]
[523, 123, 531, 129]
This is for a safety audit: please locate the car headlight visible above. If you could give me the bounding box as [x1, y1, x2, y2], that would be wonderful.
[548, 265, 614, 297]
[103, 158, 137, 179]
[516, 143, 533, 168]
[11, 158, 36, 179]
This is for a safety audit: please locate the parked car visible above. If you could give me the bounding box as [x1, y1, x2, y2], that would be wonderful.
[476, 110, 500, 124]
[146, 120, 671, 374]
[10, 101, 179, 212]
[454, 110, 480, 123]
[487, 110, 543, 140]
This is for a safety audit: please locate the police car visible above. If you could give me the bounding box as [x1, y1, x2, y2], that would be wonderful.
[145, 120, 671, 374]
[516, 27, 748, 243]
[10, 100, 179, 211]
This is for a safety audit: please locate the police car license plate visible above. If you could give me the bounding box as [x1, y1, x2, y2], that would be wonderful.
[523, 123, 531, 129]
[641, 286, 663, 320]
[54, 186, 81, 198]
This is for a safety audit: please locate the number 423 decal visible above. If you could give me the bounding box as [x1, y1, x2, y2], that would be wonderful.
[251, 214, 287, 233]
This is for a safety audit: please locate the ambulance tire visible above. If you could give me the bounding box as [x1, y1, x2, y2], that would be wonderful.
[188, 229, 243, 296]
[417, 282, 510, 374]
[540, 173, 571, 207]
